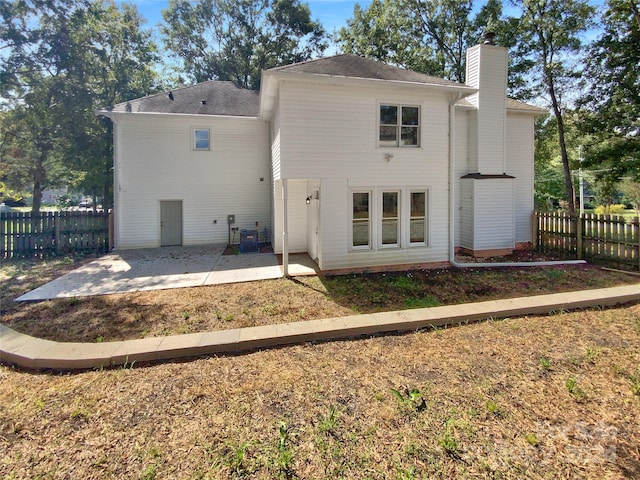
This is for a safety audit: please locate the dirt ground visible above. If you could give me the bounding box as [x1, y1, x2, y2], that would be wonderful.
[1, 254, 640, 478]
[1, 304, 639, 479]
[1, 254, 639, 343]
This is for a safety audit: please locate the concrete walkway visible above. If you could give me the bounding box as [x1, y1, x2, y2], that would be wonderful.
[2, 284, 639, 371]
[16, 246, 318, 301]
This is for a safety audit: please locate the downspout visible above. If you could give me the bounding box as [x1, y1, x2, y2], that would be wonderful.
[282, 179, 289, 277]
[448, 95, 585, 268]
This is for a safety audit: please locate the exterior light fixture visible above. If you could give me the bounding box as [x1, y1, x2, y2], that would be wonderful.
[306, 195, 312, 205]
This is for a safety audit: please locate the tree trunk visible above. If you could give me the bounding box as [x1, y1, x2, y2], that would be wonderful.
[92, 187, 97, 213]
[548, 78, 575, 215]
[31, 152, 47, 214]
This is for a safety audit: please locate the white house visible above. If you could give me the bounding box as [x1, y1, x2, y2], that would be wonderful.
[99, 37, 546, 273]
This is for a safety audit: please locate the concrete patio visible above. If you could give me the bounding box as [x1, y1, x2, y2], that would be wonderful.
[16, 245, 318, 301]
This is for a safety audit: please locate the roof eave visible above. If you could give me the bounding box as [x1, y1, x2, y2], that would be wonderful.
[262, 70, 476, 96]
[95, 110, 261, 120]
[259, 71, 279, 120]
[507, 106, 549, 115]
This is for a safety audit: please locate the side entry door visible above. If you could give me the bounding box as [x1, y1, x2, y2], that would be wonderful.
[160, 200, 183, 246]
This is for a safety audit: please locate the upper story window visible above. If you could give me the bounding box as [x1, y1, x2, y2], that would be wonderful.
[193, 128, 210, 150]
[379, 104, 420, 148]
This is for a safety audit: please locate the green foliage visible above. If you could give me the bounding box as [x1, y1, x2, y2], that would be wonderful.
[223, 441, 254, 477]
[318, 405, 339, 434]
[579, 0, 640, 183]
[539, 357, 552, 371]
[404, 296, 440, 308]
[438, 419, 459, 456]
[585, 347, 601, 364]
[485, 399, 503, 417]
[161, 0, 327, 90]
[339, 0, 526, 88]
[1, 0, 160, 212]
[630, 369, 640, 396]
[534, 116, 567, 209]
[273, 421, 296, 479]
[565, 376, 587, 402]
[619, 179, 640, 215]
[594, 204, 626, 215]
[514, 0, 595, 214]
[525, 432, 539, 447]
[139, 463, 158, 480]
[390, 387, 427, 412]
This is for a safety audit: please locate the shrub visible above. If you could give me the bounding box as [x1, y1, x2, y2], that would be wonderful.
[594, 204, 626, 215]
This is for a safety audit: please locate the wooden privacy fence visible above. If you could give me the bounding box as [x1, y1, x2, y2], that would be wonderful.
[533, 211, 640, 270]
[0, 211, 112, 259]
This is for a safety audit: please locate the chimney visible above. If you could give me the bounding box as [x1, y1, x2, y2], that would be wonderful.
[465, 30, 508, 175]
[482, 31, 496, 45]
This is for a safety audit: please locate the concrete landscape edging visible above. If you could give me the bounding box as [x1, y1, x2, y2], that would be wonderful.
[2, 284, 639, 371]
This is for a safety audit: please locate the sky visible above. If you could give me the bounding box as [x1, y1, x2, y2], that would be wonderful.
[125, 0, 606, 51]
[128, 0, 368, 37]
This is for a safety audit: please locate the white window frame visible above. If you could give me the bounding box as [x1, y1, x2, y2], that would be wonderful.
[379, 190, 401, 249]
[350, 190, 372, 250]
[378, 104, 421, 148]
[408, 189, 429, 246]
[350, 187, 430, 252]
[193, 127, 210, 151]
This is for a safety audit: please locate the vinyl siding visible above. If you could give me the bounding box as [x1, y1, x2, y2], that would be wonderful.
[459, 178, 516, 251]
[467, 110, 479, 173]
[459, 179, 474, 249]
[466, 44, 508, 175]
[274, 80, 451, 270]
[506, 113, 535, 243]
[272, 179, 309, 254]
[454, 112, 469, 247]
[470, 178, 515, 250]
[113, 114, 270, 249]
[271, 104, 281, 180]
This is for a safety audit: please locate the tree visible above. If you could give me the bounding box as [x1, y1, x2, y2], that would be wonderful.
[56, 1, 160, 209]
[619, 179, 640, 216]
[0, 0, 159, 212]
[161, 0, 328, 90]
[534, 116, 565, 209]
[579, 0, 640, 184]
[512, 0, 595, 215]
[338, 0, 531, 95]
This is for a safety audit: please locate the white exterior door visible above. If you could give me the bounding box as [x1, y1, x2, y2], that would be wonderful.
[309, 190, 320, 261]
[160, 200, 183, 246]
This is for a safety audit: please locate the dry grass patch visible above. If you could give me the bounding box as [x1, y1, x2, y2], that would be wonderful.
[1, 305, 639, 478]
[1, 255, 639, 343]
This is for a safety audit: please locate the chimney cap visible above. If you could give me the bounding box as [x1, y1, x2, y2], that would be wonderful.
[482, 31, 496, 45]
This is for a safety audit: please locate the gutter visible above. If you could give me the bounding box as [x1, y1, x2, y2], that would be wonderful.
[447, 95, 586, 269]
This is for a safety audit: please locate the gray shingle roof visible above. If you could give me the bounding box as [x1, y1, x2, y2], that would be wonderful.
[266, 54, 468, 88]
[101, 81, 259, 116]
[101, 56, 544, 117]
[505, 98, 548, 113]
[456, 97, 548, 114]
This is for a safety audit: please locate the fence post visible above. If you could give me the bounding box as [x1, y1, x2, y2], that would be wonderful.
[108, 211, 114, 251]
[576, 214, 583, 260]
[532, 211, 538, 250]
[0, 212, 4, 259]
[55, 214, 61, 254]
